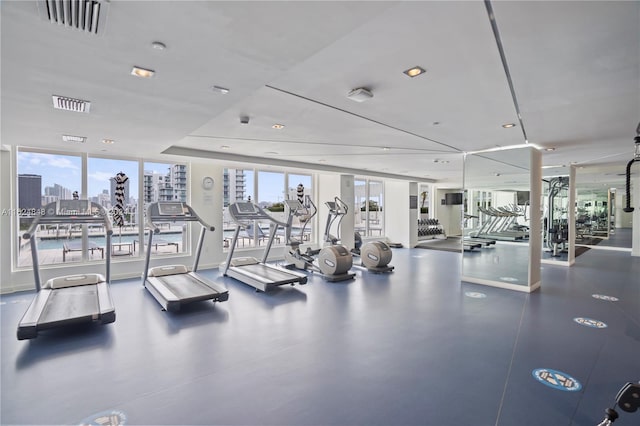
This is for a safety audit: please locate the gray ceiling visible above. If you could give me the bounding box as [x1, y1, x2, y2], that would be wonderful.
[2, 0, 638, 189]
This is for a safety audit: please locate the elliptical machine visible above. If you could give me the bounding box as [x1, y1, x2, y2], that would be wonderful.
[283, 189, 355, 282]
[326, 196, 394, 274]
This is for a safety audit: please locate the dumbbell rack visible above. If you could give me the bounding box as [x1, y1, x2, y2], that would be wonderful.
[417, 218, 445, 240]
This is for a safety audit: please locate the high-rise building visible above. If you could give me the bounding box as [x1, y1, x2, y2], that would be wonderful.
[170, 164, 187, 201]
[223, 169, 246, 207]
[44, 183, 73, 201]
[18, 174, 41, 209]
[144, 171, 163, 204]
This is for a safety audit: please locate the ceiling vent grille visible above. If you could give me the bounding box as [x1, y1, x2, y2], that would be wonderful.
[62, 135, 87, 143]
[40, 0, 106, 35]
[52, 95, 91, 113]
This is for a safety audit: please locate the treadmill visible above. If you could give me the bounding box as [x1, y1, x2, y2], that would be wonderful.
[143, 202, 229, 312]
[17, 200, 116, 340]
[222, 201, 308, 292]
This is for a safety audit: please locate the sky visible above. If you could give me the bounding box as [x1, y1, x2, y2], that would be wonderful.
[17, 152, 313, 204]
[18, 152, 175, 200]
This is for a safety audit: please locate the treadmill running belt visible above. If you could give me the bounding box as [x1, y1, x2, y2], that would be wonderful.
[156, 274, 220, 299]
[39, 286, 99, 326]
[234, 263, 300, 283]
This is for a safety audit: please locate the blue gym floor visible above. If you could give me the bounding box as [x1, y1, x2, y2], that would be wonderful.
[1, 247, 639, 425]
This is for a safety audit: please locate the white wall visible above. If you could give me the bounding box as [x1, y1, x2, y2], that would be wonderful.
[385, 180, 416, 247]
[1, 148, 12, 292]
[617, 190, 634, 228]
[435, 188, 463, 237]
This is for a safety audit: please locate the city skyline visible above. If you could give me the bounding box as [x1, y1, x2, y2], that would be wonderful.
[18, 152, 313, 207]
[18, 151, 177, 202]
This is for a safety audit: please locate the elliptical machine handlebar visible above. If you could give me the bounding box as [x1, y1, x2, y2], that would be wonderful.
[324, 197, 348, 243]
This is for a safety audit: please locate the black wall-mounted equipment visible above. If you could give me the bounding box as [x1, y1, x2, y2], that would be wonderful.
[623, 122, 640, 213]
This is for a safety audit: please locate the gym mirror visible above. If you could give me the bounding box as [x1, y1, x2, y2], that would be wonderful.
[462, 146, 541, 291]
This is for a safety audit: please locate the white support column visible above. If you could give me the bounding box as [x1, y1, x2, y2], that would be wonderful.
[384, 180, 416, 248]
[567, 166, 576, 265]
[528, 147, 542, 290]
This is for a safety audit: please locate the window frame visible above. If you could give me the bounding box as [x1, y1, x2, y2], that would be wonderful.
[12, 147, 189, 271]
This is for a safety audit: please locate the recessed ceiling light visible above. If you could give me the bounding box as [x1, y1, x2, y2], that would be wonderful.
[211, 85, 230, 94]
[131, 66, 155, 78]
[221, 145, 230, 150]
[151, 41, 166, 50]
[493, 172, 501, 177]
[403, 66, 426, 78]
[62, 135, 86, 143]
[502, 123, 516, 128]
[544, 147, 556, 152]
[318, 159, 326, 163]
[265, 151, 278, 155]
[272, 124, 285, 129]
[102, 139, 115, 144]
[432, 121, 441, 126]
[382, 147, 391, 151]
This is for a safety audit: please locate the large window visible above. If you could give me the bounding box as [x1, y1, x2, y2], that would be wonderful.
[88, 157, 139, 258]
[287, 174, 313, 243]
[367, 180, 384, 236]
[14, 149, 188, 269]
[257, 171, 285, 246]
[223, 169, 255, 248]
[142, 162, 188, 256]
[354, 178, 385, 237]
[222, 168, 315, 250]
[16, 151, 82, 267]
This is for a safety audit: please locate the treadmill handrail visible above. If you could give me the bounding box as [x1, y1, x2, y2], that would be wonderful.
[22, 201, 113, 291]
[227, 201, 288, 228]
[146, 202, 214, 234]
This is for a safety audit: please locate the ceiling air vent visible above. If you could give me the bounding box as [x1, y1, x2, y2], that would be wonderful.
[52, 95, 91, 113]
[62, 135, 87, 143]
[39, 0, 108, 35]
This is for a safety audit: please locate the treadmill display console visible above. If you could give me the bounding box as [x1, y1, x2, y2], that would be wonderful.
[56, 200, 91, 216]
[235, 202, 258, 214]
[157, 202, 186, 216]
